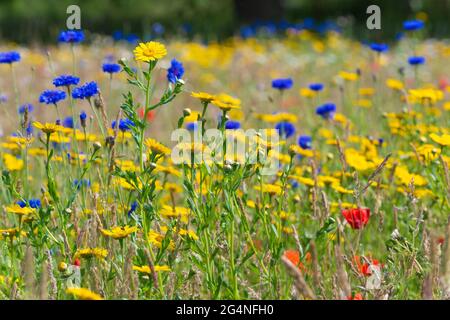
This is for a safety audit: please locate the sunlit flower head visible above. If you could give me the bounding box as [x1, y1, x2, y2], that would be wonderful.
[133, 41, 167, 62]
[100, 225, 138, 239]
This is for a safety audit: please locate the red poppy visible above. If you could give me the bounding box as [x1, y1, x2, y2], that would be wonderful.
[437, 236, 445, 246]
[73, 258, 81, 267]
[138, 107, 155, 122]
[347, 293, 363, 300]
[342, 208, 370, 229]
[283, 250, 305, 271]
[353, 255, 381, 276]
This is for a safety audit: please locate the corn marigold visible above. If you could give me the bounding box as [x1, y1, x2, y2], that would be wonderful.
[100, 225, 138, 239]
[133, 41, 167, 62]
[66, 287, 103, 300]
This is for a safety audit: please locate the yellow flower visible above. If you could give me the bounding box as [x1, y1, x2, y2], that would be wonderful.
[339, 71, 359, 81]
[395, 166, 427, 186]
[416, 144, 441, 161]
[299, 88, 316, 98]
[164, 182, 182, 193]
[331, 183, 354, 195]
[66, 287, 103, 300]
[0, 228, 21, 240]
[100, 225, 138, 239]
[145, 138, 171, 155]
[191, 91, 216, 103]
[3, 154, 24, 171]
[212, 93, 241, 111]
[359, 87, 375, 96]
[408, 88, 444, 105]
[289, 145, 314, 158]
[5, 204, 35, 216]
[354, 99, 372, 108]
[74, 248, 108, 260]
[133, 265, 171, 274]
[386, 79, 404, 90]
[148, 230, 175, 250]
[33, 121, 62, 135]
[159, 205, 190, 219]
[429, 133, 450, 147]
[133, 41, 167, 62]
[254, 183, 282, 195]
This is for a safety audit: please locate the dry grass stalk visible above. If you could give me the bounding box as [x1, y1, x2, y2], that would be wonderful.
[281, 255, 316, 300]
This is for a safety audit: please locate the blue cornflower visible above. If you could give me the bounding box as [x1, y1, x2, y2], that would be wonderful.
[18, 104, 34, 114]
[72, 81, 99, 100]
[26, 122, 33, 136]
[16, 199, 41, 209]
[369, 43, 389, 53]
[73, 179, 91, 189]
[80, 111, 87, 121]
[225, 120, 241, 130]
[0, 94, 7, 103]
[39, 90, 66, 105]
[63, 116, 74, 128]
[53, 75, 80, 87]
[152, 23, 165, 36]
[275, 121, 296, 138]
[102, 63, 121, 74]
[309, 83, 324, 91]
[16, 200, 27, 208]
[272, 78, 293, 90]
[128, 201, 138, 217]
[298, 135, 312, 149]
[316, 103, 336, 119]
[404, 20, 424, 31]
[29, 199, 41, 208]
[112, 119, 135, 132]
[58, 30, 84, 43]
[167, 59, 184, 84]
[186, 122, 198, 131]
[408, 56, 426, 65]
[0, 51, 21, 64]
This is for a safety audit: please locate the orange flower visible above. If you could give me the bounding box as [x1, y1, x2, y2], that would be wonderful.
[283, 250, 310, 271]
[347, 293, 364, 300]
[353, 255, 381, 276]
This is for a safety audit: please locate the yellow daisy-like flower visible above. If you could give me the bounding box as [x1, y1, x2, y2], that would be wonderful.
[159, 205, 190, 218]
[254, 183, 282, 196]
[66, 287, 103, 300]
[212, 93, 241, 111]
[133, 41, 167, 62]
[5, 204, 36, 216]
[33, 121, 62, 135]
[3, 154, 24, 171]
[0, 228, 21, 240]
[191, 91, 216, 103]
[288, 145, 314, 158]
[133, 265, 171, 274]
[100, 225, 138, 239]
[386, 78, 404, 90]
[74, 247, 108, 260]
[145, 138, 171, 155]
[429, 133, 450, 147]
[339, 71, 359, 81]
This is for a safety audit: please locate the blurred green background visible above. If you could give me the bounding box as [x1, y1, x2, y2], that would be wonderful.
[0, 0, 448, 43]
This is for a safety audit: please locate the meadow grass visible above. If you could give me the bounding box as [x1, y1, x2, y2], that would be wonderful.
[0, 28, 450, 300]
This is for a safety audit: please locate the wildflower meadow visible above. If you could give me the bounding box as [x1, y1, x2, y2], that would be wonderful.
[1, 10, 450, 302]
